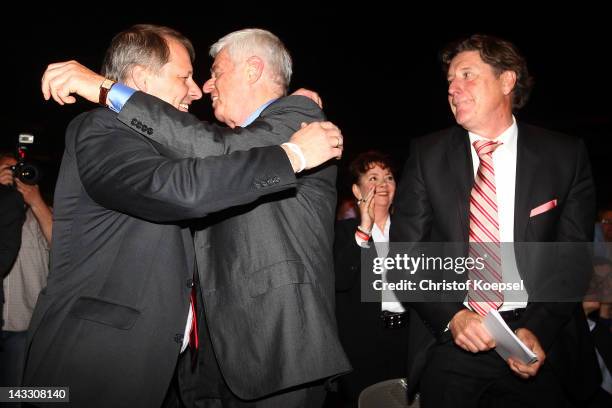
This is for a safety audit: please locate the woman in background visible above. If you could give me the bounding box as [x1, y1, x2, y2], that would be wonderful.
[332, 151, 409, 406]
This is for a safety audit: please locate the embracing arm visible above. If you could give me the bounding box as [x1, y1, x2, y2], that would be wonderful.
[39, 62, 341, 166]
[118, 92, 325, 157]
[39, 61, 323, 156]
[118, 92, 227, 157]
[74, 110, 297, 223]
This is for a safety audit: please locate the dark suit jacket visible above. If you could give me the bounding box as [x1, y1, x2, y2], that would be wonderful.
[335, 219, 386, 351]
[119, 93, 351, 400]
[23, 107, 300, 408]
[590, 315, 612, 373]
[334, 218, 409, 401]
[390, 123, 601, 403]
[0, 185, 25, 278]
[1, 185, 25, 336]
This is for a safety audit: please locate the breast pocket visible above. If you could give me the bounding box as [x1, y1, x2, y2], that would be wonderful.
[68, 296, 141, 330]
[248, 260, 311, 297]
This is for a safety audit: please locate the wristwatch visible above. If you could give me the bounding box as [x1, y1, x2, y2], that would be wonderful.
[98, 78, 116, 106]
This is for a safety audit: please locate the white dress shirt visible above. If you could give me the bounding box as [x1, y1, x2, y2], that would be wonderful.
[356, 217, 406, 313]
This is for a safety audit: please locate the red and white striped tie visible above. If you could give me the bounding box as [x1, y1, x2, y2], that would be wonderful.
[468, 140, 503, 316]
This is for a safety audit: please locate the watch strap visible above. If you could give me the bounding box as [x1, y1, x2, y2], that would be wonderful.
[99, 78, 116, 106]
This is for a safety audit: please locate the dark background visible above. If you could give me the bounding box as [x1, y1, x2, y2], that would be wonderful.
[2, 8, 611, 207]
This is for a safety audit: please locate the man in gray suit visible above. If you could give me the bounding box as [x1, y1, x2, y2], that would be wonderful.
[26, 25, 343, 408]
[43, 28, 351, 407]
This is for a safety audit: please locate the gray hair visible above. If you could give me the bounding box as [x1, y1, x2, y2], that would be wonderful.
[101, 24, 195, 83]
[210, 28, 292, 91]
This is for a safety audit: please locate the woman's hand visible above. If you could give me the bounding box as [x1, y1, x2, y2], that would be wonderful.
[357, 186, 376, 232]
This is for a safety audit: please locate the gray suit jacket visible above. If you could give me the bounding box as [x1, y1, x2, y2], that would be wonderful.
[119, 93, 351, 399]
[23, 107, 299, 408]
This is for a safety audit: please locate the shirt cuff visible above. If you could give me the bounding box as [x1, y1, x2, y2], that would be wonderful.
[107, 83, 136, 113]
[354, 232, 371, 248]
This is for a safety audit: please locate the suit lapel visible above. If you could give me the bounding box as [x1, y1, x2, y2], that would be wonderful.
[514, 123, 540, 242]
[446, 127, 473, 241]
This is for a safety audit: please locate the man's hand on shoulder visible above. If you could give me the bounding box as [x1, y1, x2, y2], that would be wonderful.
[282, 121, 343, 173]
[292, 88, 323, 109]
[42, 60, 105, 105]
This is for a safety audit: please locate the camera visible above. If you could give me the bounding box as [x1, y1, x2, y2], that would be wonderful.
[10, 133, 40, 185]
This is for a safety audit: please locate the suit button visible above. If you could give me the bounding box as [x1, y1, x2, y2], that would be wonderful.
[136, 122, 142, 129]
[131, 118, 137, 125]
[186, 278, 195, 288]
[147, 128, 154, 135]
[174, 334, 184, 344]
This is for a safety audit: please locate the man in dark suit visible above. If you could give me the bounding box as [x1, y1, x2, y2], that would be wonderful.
[116, 28, 350, 408]
[391, 34, 601, 407]
[41, 27, 350, 407]
[25, 25, 343, 408]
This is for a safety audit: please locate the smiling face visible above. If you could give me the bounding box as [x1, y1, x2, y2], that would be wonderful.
[353, 163, 396, 211]
[144, 37, 202, 112]
[203, 49, 252, 128]
[447, 50, 515, 137]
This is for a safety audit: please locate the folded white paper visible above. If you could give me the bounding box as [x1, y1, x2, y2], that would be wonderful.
[483, 309, 538, 365]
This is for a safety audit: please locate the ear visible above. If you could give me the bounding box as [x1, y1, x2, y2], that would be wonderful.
[352, 184, 362, 200]
[130, 65, 150, 92]
[501, 70, 517, 96]
[245, 56, 264, 84]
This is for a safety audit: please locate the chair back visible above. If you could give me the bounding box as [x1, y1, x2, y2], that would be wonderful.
[357, 378, 420, 408]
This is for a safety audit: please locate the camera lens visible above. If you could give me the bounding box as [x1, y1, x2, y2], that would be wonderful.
[11, 162, 40, 185]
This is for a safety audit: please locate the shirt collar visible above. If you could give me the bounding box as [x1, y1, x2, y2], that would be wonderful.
[468, 115, 517, 152]
[240, 98, 278, 127]
[372, 216, 391, 240]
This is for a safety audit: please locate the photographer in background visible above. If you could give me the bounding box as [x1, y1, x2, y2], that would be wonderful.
[0, 149, 52, 390]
